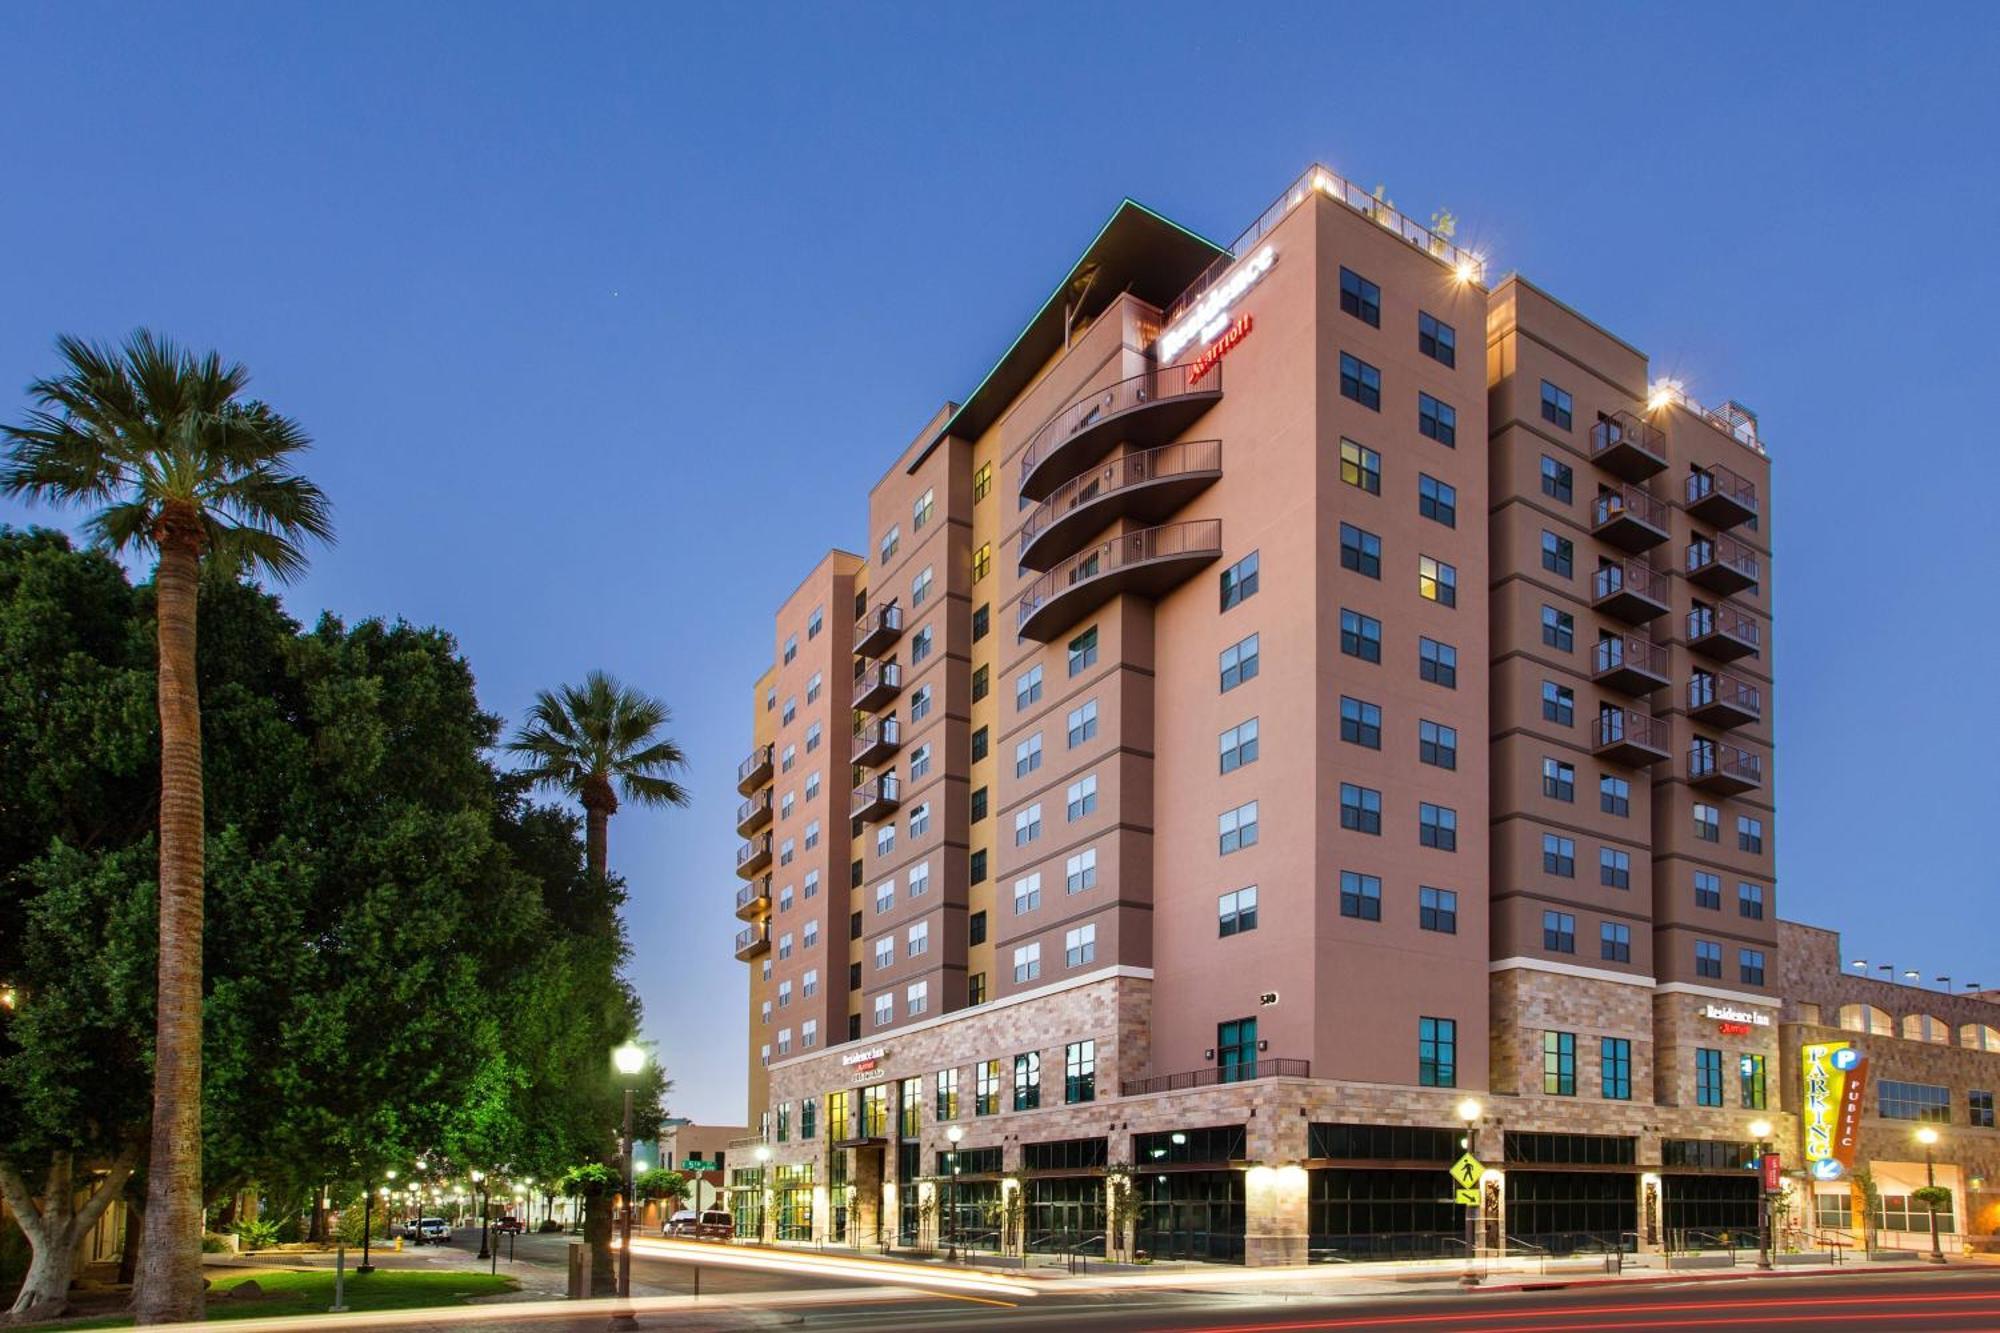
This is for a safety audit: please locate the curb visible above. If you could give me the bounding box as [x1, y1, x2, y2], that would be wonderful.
[1479, 1262, 1946, 1294]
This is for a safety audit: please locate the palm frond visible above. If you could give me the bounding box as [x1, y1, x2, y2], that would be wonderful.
[507, 672, 689, 814]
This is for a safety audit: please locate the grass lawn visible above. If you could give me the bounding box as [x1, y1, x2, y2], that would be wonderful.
[58, 1266, 520, 1327]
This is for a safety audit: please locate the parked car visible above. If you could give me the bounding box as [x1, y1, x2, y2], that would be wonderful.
[664, 1209, 733, 1240]
[417, 1217, 452, 1244]
[492, 1215, 525, 1234]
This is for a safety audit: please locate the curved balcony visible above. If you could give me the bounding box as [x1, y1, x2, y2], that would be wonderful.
[1686, 463, 1759, 529]
[735, 832, 772, 880]
[1593, 634, 1670, 697]
[735, 876, 771, 921]
[735, 790, 773, 837]
[1591, 484, 1671, 553]
[1594, 707, 1670, 767]
[852, 715, 903, 769]
[1017, 439, 1223, 572]
[1688, 600, 1760, 663]
[1016, 520, 1223, 642]
[854, 602, 903, 658]
[1016, 362, 1224, 503]
[1589, 411, 1668, 482]
[736, 744, 773, 796]
[1591, 558, 1670, 625]
[1686, 533, 1760, 596]
[852, 773, 902, 823]
[1688, 671, 1762, 729]
[1689, 740, 1763, 795]
[734, 923, 770, 960]
[853, 660, 903, 712]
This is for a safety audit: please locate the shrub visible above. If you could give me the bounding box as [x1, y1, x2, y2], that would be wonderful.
[234, 1218, 281, 1251]
[201, 1233, 235, 1254]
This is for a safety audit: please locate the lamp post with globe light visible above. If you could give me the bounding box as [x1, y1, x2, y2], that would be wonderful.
[945, 1125, 965, 1261]
[753, 1145, 771, 1243]
[473, 1170, 489, 1259]
[612, 1041, 648, 1323]
[1749, 1119, 1774, 1269]
[1916, 1127, 1947, 1264]
[1456, 1099, 1483, 1288]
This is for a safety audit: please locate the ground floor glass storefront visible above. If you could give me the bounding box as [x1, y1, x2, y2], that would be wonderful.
[773, 1163, 813, 1242]
[1660, 1175, 1761, 1240]
[1025, 1176, 1107, 1252]
[1308, 1169, 1467, 1260]
[1134, 1171, 1246, 1263]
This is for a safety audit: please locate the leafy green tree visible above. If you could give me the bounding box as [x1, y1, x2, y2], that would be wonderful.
[2, 332, 332, 1325]
[635, 1168, 690, 1204]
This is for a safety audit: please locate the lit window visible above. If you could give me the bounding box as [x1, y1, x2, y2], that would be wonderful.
[1419, 555, 1456, 607]
[1340, 438, 1381, 493]
[972, 543, 991, 582]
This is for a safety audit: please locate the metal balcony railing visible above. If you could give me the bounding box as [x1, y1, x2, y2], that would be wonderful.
[1688, 672, 1763, 719]
[1686, 462, 1759, 522]
[1589, 411, 1667, 478]
[1689, 741, 1763, 789]
[1019, 439, 1223, 554]
[1121, 1058, 1310, 1098]
[1017, 519, 1223, 634]
[1017, 362, 1220, 498]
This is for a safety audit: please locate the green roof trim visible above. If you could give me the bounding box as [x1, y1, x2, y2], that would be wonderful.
[927, 197, 1229, 456]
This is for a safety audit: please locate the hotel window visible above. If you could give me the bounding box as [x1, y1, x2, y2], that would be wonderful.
[912, 487, 934, 530]
[779, 837, 795, 867]
[1013, 1052, 1041, 1110]
[1420, 802, 1457, 851]
[1013, 803, 1042, 846]
[1015, 732, 1042, 778]
[1739, 949, 1766, 986]
[1016, 664, 1043, 709]
[970, 786, 987, 822]
[1220, 633, 1260, 690]
[1419, 886, 1457, 934]
[972, 543, 991, 582]
[910, 684, 933, 721]
[1695, 940, 1723, 979]
[972, 602, 990, 641]
[1601, 921, 1632, 963]
[970, 849, 987, 884]
[1601, 1038, 1632, 1100]
[783, 634, 798, 665]
[1541, 606, 1573, 651]
[1970, 1091, 1996, 1129]
[1543, 834, 1575, 877]
[802, 918, 819, 948]
[1067, 699, 1098, 747]
[780, 792, 796, 821]
[899, 1077, 922, 1137]
[806, 671, 822, 703]
[802, 1020, 818, 1053]
[1221, 551, 1260, 609]
[1541, 455, 1573, 503]
[803, 818, 821, 850]
[1419, 1017, 1457, 1087]
[1066, 847, 1096, 893]
[1340, 438, 1381, 493]
[1542, 681, 1574, 726]
[911, 565, 934, 607]
[1339, 266, 1381, 326]
[1013, 873, 1041, 915]
[1064, 923, 1096, 968]
[802, 968, 819, 997]
[1418, 719, 1457, 769]
[1065, 1041, 1096, 1104]
[1419, 636, 1456, 686]
[873, 993, 894, 1027]
[776, 1030, 791, 1058]
[1340, 783, 1382, 835]
[777, 980, 792, 1008]
[1739, 882, 1765, 919]
[1694, 871, 1722, 910]
[1418, 393, 1457, 446]
[1878, 1080, 1951, 1122]
[1544, 1031, 1577, 1096]
[1541, 530, 1573, 578]
[1418, 473, 1457, 527]
[1340, 695, 1382, 749]
[874, 880, 894, 914]
[906, 858, 931, 897]
[907, 980, 929, 1017]
[781, 696, 797, 725]
[1418, 555, 1457, 607]
[1012, 943, 1041, 984]
[1418, 310, 1456, 367]
[880, 524, 900, 563]
[1339, 522, 1382, 578]
[759, 1043, 770, 1067]
[1543, 911, 1576, 954]
[875, 824, 895, 857]
[973, 462, 992, 501]
[1065, 774, 1097, 821]
[804, 721, 823, 753]
[1540, 380, 1574, 430]
[909, 626, 933, 666]
[1339, 870, 1382, 921]
[760, 1000, 771, 1026]
[1542, 757, 1575, 802]
[1600, 774, 1630, 816]
[909, 742, 932, 780]
[1219, 800, 1259, 854]
[976, 1059, 1001, 1115]
[971, 726, 988, 761]
[936, 1068, 960, 1120]
[1342, 609, 1383, 663]
[1600, 847, 1631, 889]
[765, 687, 776, 712]
[968, 911, 986, 946]
[1694, 803, 1720, 842]
[1694, 1048, 1724, 1106]
[873, 936, 893, 970]
[1741, 1054, 1768, 1109]
[1339, 352, 1382, 410]
[808, 604, 825, 639]
[1877, 1193, 1957, 1235]
[1219, 885, 1258, 936]
[1068, 626, 1098, 675]
[1219, 718, 1260, 772]
[804, 868, 820, 898]
[1738, 816, 1764, 853]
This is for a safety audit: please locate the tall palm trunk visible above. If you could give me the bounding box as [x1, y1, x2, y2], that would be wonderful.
[133, 525, 206, 1325]
[581, 777, 615, 883]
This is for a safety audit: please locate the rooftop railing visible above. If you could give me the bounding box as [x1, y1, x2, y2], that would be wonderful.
[1649, 380, 1766, 456]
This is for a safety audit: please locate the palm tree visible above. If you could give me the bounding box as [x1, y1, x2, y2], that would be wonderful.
[1, 330, 332, 1324]
[507, 671, 690, 883]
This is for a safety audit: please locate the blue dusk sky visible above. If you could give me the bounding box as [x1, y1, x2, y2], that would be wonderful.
[2, 3, 1996, 1124]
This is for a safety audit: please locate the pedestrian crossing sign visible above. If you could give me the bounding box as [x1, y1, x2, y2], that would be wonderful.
[1454, 1187, 1480, 1207]
[1449, 1153, 1484, 1189]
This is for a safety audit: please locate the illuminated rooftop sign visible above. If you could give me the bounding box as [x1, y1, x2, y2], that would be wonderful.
[1159, 245, 1277, 363]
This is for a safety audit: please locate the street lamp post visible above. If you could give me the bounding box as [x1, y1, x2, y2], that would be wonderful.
[473, 1170, 489, 1260]
[1917, 1127, 1946, 1264]
[358, 1179, 377, 1275]
[1749, 1119, 1774, 1270]
[1456, 1099, 1482, 1289]
[613, 1041, 648, 1327]
[945, 1125, 964, 1262]
[753, 1145, 771, 1244]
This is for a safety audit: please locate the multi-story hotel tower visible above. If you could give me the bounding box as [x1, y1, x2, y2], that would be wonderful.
[730, 165, 1778, 1264]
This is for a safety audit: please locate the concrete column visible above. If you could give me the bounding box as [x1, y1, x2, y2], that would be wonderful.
[1244, 1164, 1308, 1266]
[852, 1150, 883, 1247]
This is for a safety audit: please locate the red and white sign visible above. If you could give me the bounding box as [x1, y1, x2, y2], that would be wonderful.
[1188, 315, 1251, 384]
[1761, 1152, 1782, 1192]
[1717, 1020, 1754, 1036]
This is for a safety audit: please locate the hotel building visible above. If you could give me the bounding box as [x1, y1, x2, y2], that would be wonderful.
[730, 164, 1792, 1264]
